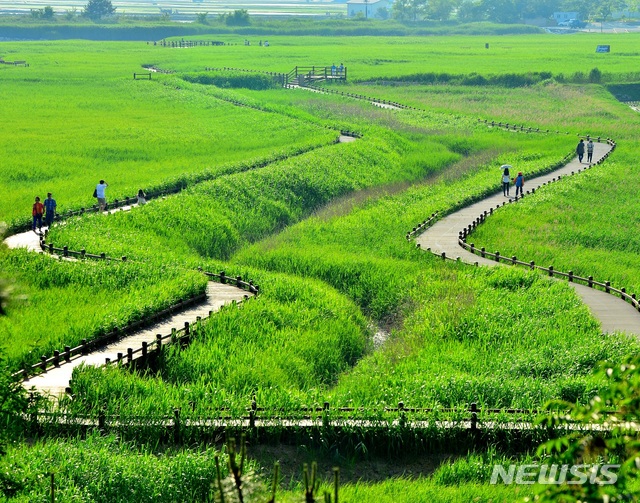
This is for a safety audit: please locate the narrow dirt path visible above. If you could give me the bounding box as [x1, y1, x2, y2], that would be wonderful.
[416, 141, 640, 335]
[286, 84, 404, 110]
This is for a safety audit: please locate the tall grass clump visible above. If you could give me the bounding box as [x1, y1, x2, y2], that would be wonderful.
[183, 71, 280, 90]
[0, 433, 230, 502]
[66, 271, 369, 417]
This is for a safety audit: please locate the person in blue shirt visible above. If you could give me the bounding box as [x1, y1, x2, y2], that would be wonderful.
[43, 192, 56, 227]
[96, 180, 108, 211]
[514, 172, 525, 198]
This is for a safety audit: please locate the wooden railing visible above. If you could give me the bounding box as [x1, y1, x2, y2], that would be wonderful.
[27, 401, 557, 435]
[283, 65, 347, 87]
[11, 291, 206, 381]
[1, 59, 28, 66]
[12, 241, 259, 382]
[151, 39, 226, 47]
[479, 118, 608, 139]
[410, 137, 638, 313]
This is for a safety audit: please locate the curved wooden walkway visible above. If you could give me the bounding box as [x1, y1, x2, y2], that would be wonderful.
[4, 207, 252, 399]
[22, 282, 247, 399]
[416, 141, 640, 335]
[4, 201, 141, 253]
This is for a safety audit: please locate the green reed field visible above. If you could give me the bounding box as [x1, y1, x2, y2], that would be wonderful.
[44, 75, 636, 416]
[4, 33, 640, 501]
[0, 41, 335, 227]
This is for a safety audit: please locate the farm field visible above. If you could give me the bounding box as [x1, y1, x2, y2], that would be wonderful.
[3, 32, 640, 501]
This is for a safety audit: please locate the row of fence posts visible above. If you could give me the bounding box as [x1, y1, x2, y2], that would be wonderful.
[80, 401, 482, 437]
[150, 40, 226, 47]
[482, 119, 607, 141]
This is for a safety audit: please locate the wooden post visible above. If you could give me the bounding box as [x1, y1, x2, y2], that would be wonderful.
[127, 348, 133, 363]
[174, 408, 181, 443]
[398, 401, 406, 429]
[156, 333, 162, 351]
[322, 401, 330, 429]
[605, 281, 611, 293]
[548, 266, 554, 277]
[53, 350, 60, 367]
[495, 251, 500, 262]
[98, 409, 106, 431]
[568, 271, 574, 282]
[588, 276, 594, 288]
[64, 346, 71, 362]
[470, 403, 478, 432]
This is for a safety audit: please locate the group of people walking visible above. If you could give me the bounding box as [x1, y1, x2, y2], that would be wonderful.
[501, 165, 524, 198]
[500, 138, 595, 199]
[31, 193, 56, 233]
[31, 180, 147, 233]
[576, 138, 595, 164]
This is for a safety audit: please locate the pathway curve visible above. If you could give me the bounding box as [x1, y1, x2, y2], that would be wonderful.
[4, 202, 140, 253]
[4, 206, 253, 398]
[22, 282, 247, 399]
[416, 141, 640, 335]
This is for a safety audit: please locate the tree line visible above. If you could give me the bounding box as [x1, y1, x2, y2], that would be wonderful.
[390, 0, 635, 23]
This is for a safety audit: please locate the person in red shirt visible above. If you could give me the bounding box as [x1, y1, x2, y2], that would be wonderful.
[32, 196, 44, 233]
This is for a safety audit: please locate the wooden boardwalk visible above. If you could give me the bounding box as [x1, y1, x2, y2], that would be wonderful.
[4, 202, 139, 253]
[416, 141, 640, 335]
[4, 205, 252, 399]
[22, 282, 248, 399]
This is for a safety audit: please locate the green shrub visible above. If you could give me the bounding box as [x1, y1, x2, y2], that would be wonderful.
[183, 71, 279, 90]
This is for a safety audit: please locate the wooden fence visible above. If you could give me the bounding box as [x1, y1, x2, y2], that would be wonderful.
[0, 59, 28, 66]
[151, 39, 226, 48]
[25, 401, 549, 435]
[408, 137, 639, 313]
[11, 257, 258, 383]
